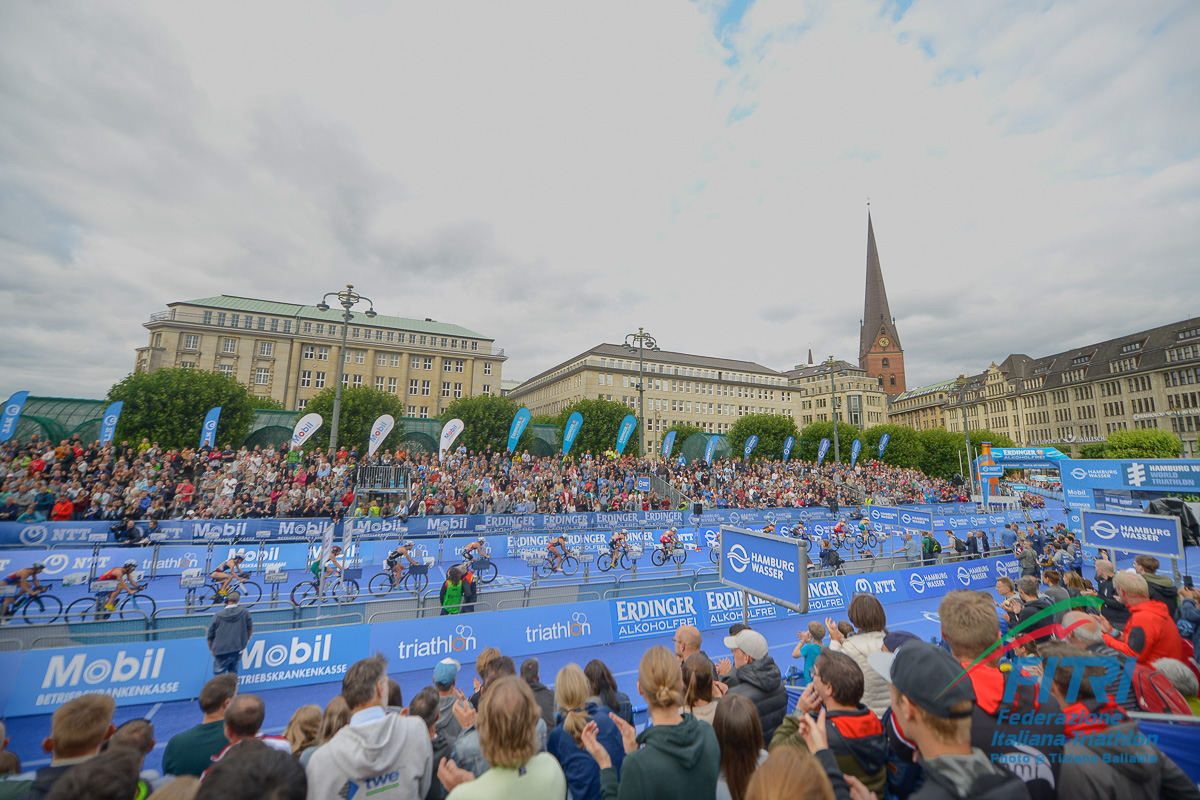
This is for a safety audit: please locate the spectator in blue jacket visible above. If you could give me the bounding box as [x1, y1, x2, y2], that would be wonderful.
[547, 663, 623, 800]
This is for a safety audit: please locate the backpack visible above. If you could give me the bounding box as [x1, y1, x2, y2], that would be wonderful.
[931, 539, 942, 554]
[1130, 664, 1192, 715]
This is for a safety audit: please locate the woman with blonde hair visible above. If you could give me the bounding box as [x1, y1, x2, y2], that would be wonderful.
[547, 663, 625, 800]
[582, 645, 720, 800]
[744, 748, 834, 800]
[299, 695, 351, 768]
[282, 703, 321, 758]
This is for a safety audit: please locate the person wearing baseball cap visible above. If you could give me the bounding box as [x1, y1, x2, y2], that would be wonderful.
[722, 628, 788, 741]
[432, 657, 463, 743]
[868, 641, 1029, 800]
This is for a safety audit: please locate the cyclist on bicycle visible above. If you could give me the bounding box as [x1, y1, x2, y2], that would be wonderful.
[546, 533, 569, 572]
[98, 559, 143, 611]
[608, 529, 629, 557]
[460, 537, 488, 565]
[2, 561, 47, 616]
[387, 541, 420, 582]
[762, 522, 776, 535]
[211, 554, 248, 596]
[309, 545, 343, 583]
[659, 526, 680, 555]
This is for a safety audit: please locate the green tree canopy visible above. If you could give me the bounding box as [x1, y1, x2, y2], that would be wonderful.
[555, 399, 637, 457]
[726, 414, 799, 461]
[860, 425, 924, 469]
[251, 395, 287, 410]
[107, 368, 258, 449]
[915, 428, 968, 481]
[1101, 429, 1182, 459]
[796, 421, 861, 463]
[297, 387, 406, 454]
[439, 395, 537, 455]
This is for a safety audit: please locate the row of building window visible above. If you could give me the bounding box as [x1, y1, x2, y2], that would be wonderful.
[596, 357, 787, 386]
[196, 310, 483, 351]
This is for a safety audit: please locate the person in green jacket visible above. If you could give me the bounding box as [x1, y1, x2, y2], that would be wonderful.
[581, 645, 719, 800]
[440, 566, 464, 615]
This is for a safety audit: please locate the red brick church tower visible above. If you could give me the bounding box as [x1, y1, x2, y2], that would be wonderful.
[859, 213, 906, 396]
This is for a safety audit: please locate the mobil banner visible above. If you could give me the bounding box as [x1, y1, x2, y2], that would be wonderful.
[611, 592, 702, 642]
[238, 625, 368, 691]
[8, 638, 210, 716]
[699, 586, 785, 629]
[369, 612, 497, 673]
[500, 601, 612, 657]
[368, 415, 396, 457]
[844, 574, 908, 604]
[662, 430, 677, 460]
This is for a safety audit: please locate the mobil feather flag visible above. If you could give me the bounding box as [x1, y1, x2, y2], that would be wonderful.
[368, 414, 395, 457]
[439, 418, 464, 460]
[292, 413, 323, 448]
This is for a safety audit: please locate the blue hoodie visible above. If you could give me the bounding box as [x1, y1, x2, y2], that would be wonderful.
[547, 702, 624, 800]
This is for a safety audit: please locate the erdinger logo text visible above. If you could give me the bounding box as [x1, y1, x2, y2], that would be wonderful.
[525, 612, 591, 643]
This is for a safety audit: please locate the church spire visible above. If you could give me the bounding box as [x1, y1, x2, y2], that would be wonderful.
[859, 211, 906, 396]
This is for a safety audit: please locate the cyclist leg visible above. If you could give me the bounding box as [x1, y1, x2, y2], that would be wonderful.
[212, 570, 231, 594]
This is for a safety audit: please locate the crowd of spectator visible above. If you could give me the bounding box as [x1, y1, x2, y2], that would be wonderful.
[5, 545, 1199, 800]
[0, 433, 975, 529]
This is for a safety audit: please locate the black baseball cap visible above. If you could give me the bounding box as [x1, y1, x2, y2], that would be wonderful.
[868, 640, 975, 718]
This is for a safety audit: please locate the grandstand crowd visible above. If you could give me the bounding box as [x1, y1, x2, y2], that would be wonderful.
[4, 561, 1200, 800]
[0, 432, 995, 527]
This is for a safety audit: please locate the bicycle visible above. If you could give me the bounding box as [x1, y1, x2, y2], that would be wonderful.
[598, 545, 640, 572]
[369, 564, 429, 596]
[190, 575, 263, 608]
[651, 543, 687, 567]
[855, 530, 878, 550]
[0, 584, 63, 624]
[291, 569, 361, 606]
[466, 557, 497, 585]
[65, 580, 157, 622]
[538, 548, 579, 577]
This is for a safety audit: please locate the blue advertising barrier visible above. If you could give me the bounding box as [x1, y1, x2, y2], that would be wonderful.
[718, 527, 807, 612]
[611, 592, 703, 642]
[1081, 509, 1183, 560]
[368, 613, 498, 675]
[238, 625, 368, 691]
[500, 601, 612, 657]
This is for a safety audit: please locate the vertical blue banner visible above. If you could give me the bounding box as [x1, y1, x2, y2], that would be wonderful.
[878, 433, 890, 458]
[704, 436, 718, 465]
[782, 435, 795, 463]
[562, 412, 584, 455]
[743, 435, 758, 460]
[99, 401, 124, 446]
[507, 407, 532, 453]
[817, 437, 831, 466]
[615, 414, 637, 456]
[662, 430, 677, 460]
[850, 439, 862, 468]
[200, 406, 222, 448]
[0, 391, 29, 441]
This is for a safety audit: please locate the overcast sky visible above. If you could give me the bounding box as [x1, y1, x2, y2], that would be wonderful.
[2, 0, 1197, 401]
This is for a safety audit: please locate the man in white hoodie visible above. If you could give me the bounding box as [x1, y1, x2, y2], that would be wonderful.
[306, 655, 433, 800]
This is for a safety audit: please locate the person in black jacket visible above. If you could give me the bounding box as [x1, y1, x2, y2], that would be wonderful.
[723, 628, 788, 741]
[1004, 576, 1053, 645]
[1091, 559, 1130, 630]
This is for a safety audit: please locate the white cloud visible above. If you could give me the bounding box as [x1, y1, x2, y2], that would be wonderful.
[0, 0, 1196, 402]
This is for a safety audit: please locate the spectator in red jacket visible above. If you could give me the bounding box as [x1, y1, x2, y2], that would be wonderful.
[50, 495, 75, 521]
[1098, 572, 1183, 665]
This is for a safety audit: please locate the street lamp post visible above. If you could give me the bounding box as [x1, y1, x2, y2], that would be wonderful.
[316, 285, 377, 453]
[624, 327, 659, 459]
[823, 357, 841, 464]
[956, 375, 974, 498]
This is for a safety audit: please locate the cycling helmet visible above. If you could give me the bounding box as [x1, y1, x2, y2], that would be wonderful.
[123, 559, 138, 568]
[477, 537, 485, 543]
[232, 554, 245, 561]
[620, 529, 628, 536]
[32, 561, 45, 569]
[331, 545, 342, 554]
[404, 540, 414, 548]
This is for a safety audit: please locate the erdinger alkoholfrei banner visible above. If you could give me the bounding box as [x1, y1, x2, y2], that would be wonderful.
[816, 437, 831, 466]
[662, 430, 677, 460]
[439, 418, 464, 460]
[368, 414, 395, 457]
[850, 439, 862, 469]
[782, 435, 795, 463]
[704, 436, 718, 465]
[743, 435, 759, 460]
[99, 401, 124, 446]
[562, 412, 584, 456]
[878, 433, 890, 457]
[615, 415, 637, 456]
[199, 406, 222, 448]
[292, 413, 323, 449]
[507, 408, 531, 453]
[0, 391, 29, 441]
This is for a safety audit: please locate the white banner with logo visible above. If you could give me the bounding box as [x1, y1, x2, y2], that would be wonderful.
[291, 413, 324, 449]
[439, 418, 464, 461]
[368, 414, 395, 457]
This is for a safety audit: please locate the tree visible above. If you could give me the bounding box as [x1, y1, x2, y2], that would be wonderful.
[860, 425, 923, 469]
[796, 421, 861, 463]
[662, 424, 705, 458]
[967, 429, 1016, 452]
[251, 395, 287, 410]
[916, 428, 968, 481]
[298, 387, 406, 454]
[726, 414, 799, 461]
[439, 395, 537, 455]
[107, 368, 258, 449]
[1102, 429, 1182, 459]
[555, 399, 637, 457]
[1078, 442, 1109, 459]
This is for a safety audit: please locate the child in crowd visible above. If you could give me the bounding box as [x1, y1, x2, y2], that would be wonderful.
[792, 622, 826, 684]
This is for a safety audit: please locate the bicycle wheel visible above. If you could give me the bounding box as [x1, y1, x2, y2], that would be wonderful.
[619, 552, 633, 571]
[475, 562, 496, 584]
[708, 548, 719, 565]
[538, 559, 556, 578]
[597, 553, 614, 572]
[237, 581, 263, 606]
[651, 548, 668, 566]
[196, 584, 222, 607]
[25, 593, 63, 623]
[866, 533, 877, 549]
[336, 580, 360, 603]
[805, 538, 814, 553]
[119, 592, 156, 621]
[402, 572, 429, 594]
[369, 572, 396, 597]
[65, 597, 101, 623]
[291, 581, 319, 606]
[560, 556, 579, 577]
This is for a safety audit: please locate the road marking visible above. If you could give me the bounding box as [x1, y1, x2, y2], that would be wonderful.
[146, 702, 162, 720]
